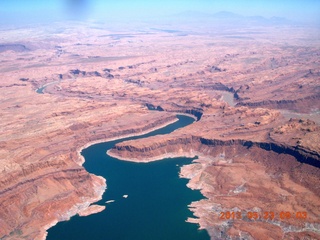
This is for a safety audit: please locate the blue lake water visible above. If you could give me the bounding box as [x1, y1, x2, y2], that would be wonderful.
[47, 115, 209, 240]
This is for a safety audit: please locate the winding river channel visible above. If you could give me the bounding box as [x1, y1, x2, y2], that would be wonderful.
[47, 115, 209, 240]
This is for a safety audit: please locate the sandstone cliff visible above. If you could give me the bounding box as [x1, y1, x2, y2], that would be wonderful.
[1, 20, 319, 240]
[108, 121, 320, 239]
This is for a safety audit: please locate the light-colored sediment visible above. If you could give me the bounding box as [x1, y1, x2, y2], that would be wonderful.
[40, 175, 106, 240]
[78, 205, 106, 217]
[77, 116, 179, 165]
[40, 115, 179, 239]
[107, 149, 199, 163]
[0, 100, 179, 239]
[108, 121, 320, 239]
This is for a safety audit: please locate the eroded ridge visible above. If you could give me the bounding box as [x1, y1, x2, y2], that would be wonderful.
[108, 111, 320, 239]
[0, 18, 319, 239]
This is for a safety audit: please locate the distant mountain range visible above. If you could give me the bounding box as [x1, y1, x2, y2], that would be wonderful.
[171, 11, 294, 25]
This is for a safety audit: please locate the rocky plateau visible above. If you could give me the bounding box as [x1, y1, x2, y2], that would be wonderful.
[0, 19, 319, 239]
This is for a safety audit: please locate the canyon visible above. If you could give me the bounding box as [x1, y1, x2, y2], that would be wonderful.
[0, 18, 319, 240]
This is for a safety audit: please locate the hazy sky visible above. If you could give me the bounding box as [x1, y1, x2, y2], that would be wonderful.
[0, 0, 319, 24]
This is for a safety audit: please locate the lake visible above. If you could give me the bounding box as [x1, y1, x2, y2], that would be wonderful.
[47, 115, 209, 240]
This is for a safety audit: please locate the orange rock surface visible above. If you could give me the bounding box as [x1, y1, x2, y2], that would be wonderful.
[0, 19, 319, 239]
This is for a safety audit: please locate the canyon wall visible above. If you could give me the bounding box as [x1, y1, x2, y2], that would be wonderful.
[109, 134, 320, 239]
[0, 108, 178, 239]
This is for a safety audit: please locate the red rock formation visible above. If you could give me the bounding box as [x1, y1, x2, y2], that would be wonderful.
[108, 116, 320, 239]
[0, 20, 319, 240]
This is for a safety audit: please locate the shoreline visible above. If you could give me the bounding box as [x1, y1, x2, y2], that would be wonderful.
[75, 116, 180, 165]
[106, 148, 213, 236]
[42, 175, 106, 240]
[107, 150, 203, 163]
[78, 204, 106, 217]
[43, 114, 184, 240]
[171, 112, 198, 121]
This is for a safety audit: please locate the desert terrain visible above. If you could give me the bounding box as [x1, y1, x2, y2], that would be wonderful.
[0, 17, 319, 240]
